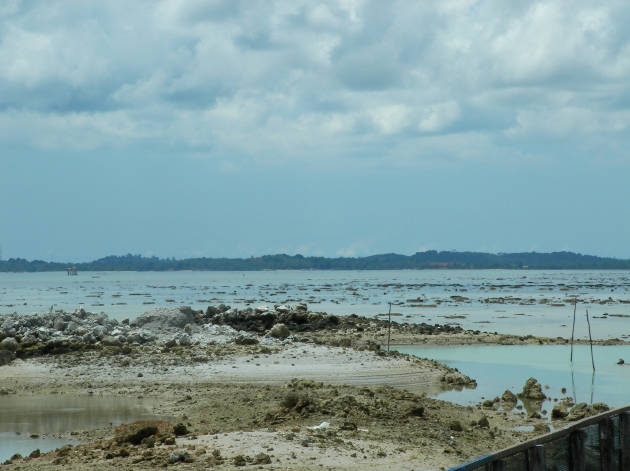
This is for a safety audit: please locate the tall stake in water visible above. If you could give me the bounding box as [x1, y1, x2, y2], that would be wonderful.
[570, 300, 577, 362]
[586, 309, 595, 371]
[387, 302, 392, 352]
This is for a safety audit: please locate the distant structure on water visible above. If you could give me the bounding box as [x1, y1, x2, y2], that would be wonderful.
[67, 267, 77, 275]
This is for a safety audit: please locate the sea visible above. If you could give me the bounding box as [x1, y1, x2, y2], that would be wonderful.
[1, 269, 629, 340]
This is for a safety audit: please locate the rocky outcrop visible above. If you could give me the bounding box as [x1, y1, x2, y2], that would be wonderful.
[518, 378, 547, 400]
[501, 389, 518, 407]
[131, 307, 196, 332]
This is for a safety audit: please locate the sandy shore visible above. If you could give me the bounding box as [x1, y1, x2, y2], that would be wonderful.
[0, 337, 560, 471]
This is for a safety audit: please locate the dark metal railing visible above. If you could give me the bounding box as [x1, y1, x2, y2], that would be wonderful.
[449, 405, 630, 471]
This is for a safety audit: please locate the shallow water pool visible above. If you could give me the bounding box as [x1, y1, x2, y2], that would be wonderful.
[0, 394, 169, 462]
[396, 344, 630, 409]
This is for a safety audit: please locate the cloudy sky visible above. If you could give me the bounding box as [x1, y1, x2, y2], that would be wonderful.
[1, 0, 629, 262]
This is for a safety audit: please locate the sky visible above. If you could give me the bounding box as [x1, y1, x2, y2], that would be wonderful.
[1, 0, 629, 262]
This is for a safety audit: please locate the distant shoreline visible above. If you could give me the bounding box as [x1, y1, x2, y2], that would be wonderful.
[1, 250, 630, 272]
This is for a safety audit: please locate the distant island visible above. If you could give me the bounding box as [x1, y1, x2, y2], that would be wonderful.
[1, 251, 629, 272]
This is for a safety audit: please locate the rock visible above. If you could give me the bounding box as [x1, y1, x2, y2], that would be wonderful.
[501, 390, 518, 405]
[618, 358, 625, 365]
[29, 449, 41, 458]
[121, 318, 129, 325]
[592, 402, 610, 413]
[178, 334, 192, 346]
[141, 436, 155, 448]
[101, 336, 122, 347]
[255, 306, 269, 313]
[533, 423, 550, 434]
[235, 336, 259, 345]
[275, 305, 289, 313]
[53, 319, 68, 331]
[253, 453, 271, 464]
[184, 324, 193, 335]
[294, 303, 308, 312]
[406, 406, 425, 417]
[567, 403, 590, 421]
[115, 424, 158, 445]
[0, 350, 16, 366]
[477, 416, 490, 428]
[0, 337, 18, 352]
[340, 421, 357, 431]
[131, 307, 195, 331]
[449, 421, 463, 432]
[518, 378, 546, 400]
[171, 452, 192, 463]
[233, 455, 247, 466]
[173, 423, 188, 436]
[269, 323, 290, 339]
[338, 338, 352, 348]
[551, 404, 568, 419]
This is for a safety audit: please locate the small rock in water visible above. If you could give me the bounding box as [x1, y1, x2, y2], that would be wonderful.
[501, 390, 517, 406]
[518, 378, 547, 400]
[551, 403, 568, 419]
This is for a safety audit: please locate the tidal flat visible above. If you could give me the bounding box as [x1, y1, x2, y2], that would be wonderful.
[1, 270, 629, 470]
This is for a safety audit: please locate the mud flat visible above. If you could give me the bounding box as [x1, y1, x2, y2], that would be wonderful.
[0, 304, 624, 470]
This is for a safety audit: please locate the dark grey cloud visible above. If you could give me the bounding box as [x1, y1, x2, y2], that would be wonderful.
[0, 0, 628, 165]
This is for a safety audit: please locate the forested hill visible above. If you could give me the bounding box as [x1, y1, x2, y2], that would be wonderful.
[1, 251, 629, 272]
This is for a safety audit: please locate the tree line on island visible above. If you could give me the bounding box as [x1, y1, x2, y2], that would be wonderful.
[1, 250, 629, 272]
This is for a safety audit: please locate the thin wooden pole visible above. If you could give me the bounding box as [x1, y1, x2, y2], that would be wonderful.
[570, 300, 577, 361]
[586, 310, 595, 371]
[387, 302, 392, 352]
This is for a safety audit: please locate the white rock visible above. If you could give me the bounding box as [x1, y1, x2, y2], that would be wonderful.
[269, 323, 290, 339]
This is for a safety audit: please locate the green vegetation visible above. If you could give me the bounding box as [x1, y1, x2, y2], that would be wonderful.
[1, 251, 629, 272]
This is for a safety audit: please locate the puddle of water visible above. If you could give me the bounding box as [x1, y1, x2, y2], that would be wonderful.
[396, 345, 630, 409]
[0, 433, 83, 462]
[0, 394, 170, 462]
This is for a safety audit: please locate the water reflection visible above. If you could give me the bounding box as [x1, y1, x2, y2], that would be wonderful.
[0, 394, 171, 462]
[0, 394, 167, 434]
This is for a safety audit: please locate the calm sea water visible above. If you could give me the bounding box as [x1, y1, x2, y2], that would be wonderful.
[1, 270, 629, 339]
